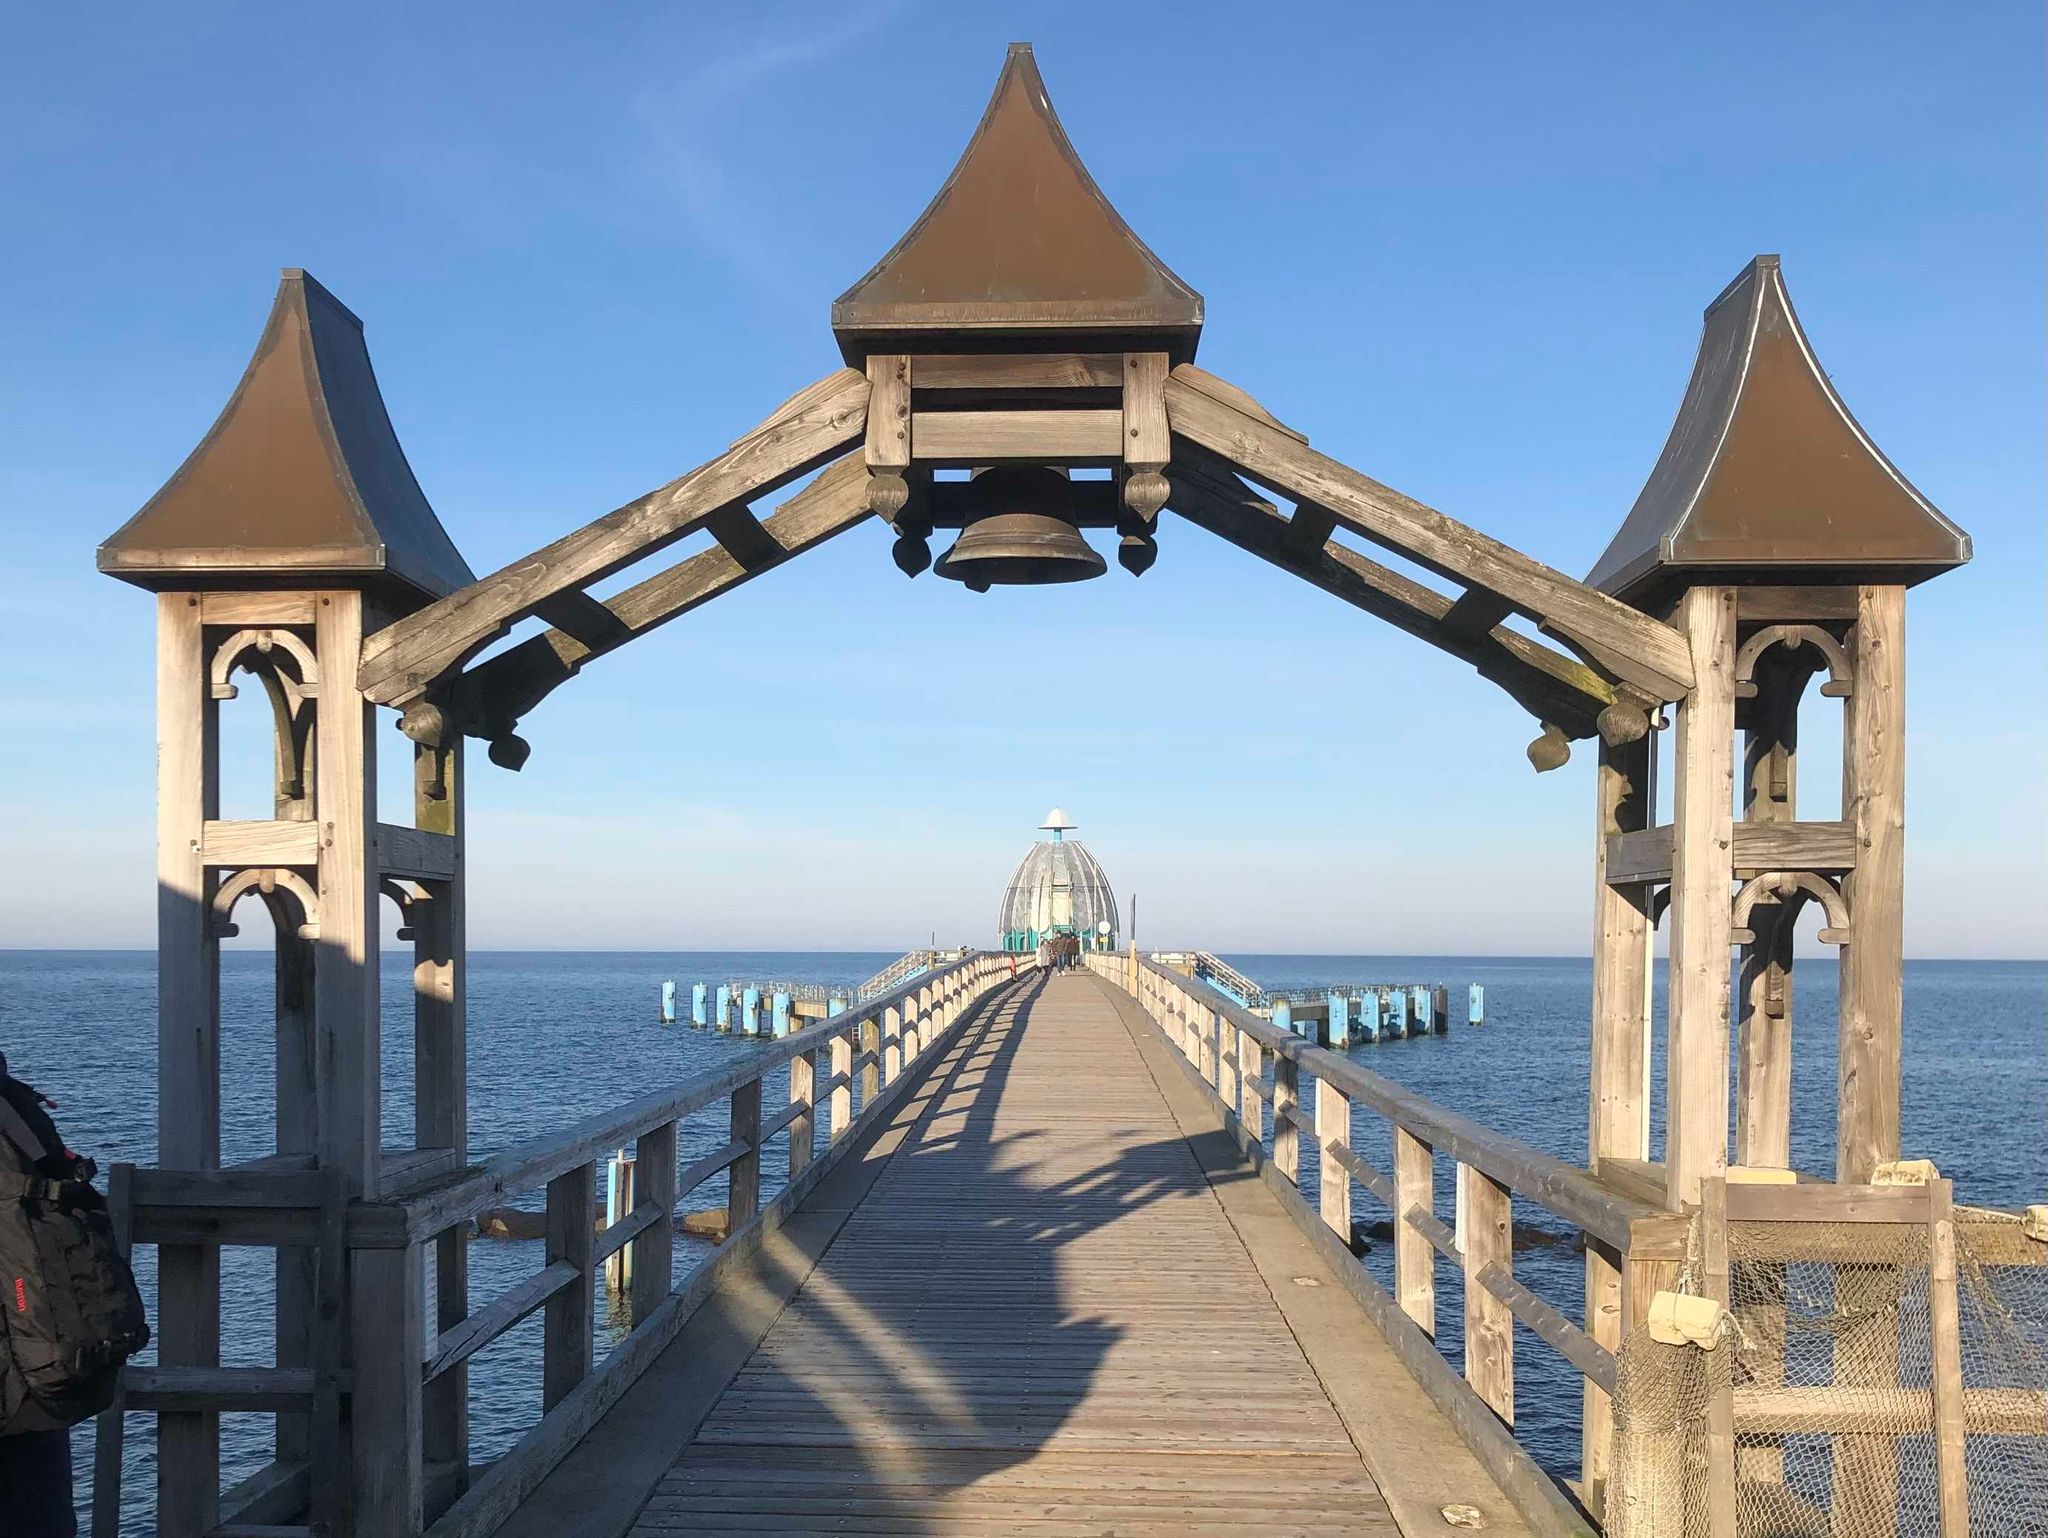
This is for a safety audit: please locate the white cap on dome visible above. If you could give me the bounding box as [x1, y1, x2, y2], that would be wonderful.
[1040, 807, 1077, 832]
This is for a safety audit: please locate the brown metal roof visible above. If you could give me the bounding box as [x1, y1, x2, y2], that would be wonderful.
[1587, 255, 1968, 605]
[99, 269, 474, 604]
[832, 43, 1203, 364]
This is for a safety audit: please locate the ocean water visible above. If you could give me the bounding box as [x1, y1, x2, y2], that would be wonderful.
[2, 950, 2040, 1527]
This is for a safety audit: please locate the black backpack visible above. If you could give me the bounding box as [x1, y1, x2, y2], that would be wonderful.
[0, 1072, 149, 1435]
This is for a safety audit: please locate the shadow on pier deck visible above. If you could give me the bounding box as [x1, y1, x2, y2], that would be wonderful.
[504, 974, 1531, 1538]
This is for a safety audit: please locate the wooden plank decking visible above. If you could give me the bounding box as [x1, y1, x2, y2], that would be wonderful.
[628, 973, 1399, 1536]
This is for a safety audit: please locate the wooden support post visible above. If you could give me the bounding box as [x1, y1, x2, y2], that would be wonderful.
[1394, 1128, 1436, 1336]
[829, 1028, 853, 1142]
[788, 1049, 817, 1178]
[1838, 584, 1906, 1182]
[154, 593, 221, 1538]
[350, 1242, 424, 1533]
[1316, 1078, 1351, 1245]
[1462, 1165, 1514, 1424]
[1237, 1030, 1262, 1150]
[414, 738, 467, 1505]
[882, 1004, 903, 1085]
[1274, 1054, 1300, 1186]
[1736, 649, 1805, 1170]
[314, 590, 380, 1196]
[1587, 730, 1651, 1509]
[1928, 1180, 1969, 1538]
[1700, 1177, 1737, 1538]
[728, 1079, 762, 1229]
[543, 1164, 595, 1409]
[859, 1015, 881, 1109]
[633, 1121, 677, 1327]
[1666, 585, 1737, 1208]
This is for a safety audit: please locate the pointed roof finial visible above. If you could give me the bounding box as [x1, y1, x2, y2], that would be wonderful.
[1041, 806, 1077, 837]
[832, 43, 1202, 364]
[99, 269, 474, 606]
[1588, 256, 1969, 605]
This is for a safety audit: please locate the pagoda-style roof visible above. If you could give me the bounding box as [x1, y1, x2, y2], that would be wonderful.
[99, 269, 474, 605]
[1588, 255, 1969, 606]
[832, 44, 1203, 364]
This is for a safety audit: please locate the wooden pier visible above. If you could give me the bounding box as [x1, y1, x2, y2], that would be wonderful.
[500, 971, 1527, 1538]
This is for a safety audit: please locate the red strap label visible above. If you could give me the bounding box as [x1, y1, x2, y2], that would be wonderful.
[12, 1277, 24, 1313]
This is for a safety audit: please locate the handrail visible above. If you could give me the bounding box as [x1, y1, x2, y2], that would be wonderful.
[396, 947, 1022, 1538]
[1096, 951, 1641, 1538]
[401, 955, 992, 1241]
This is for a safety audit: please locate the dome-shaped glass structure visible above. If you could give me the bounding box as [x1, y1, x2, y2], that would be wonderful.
[1000, 808, 1119, 953]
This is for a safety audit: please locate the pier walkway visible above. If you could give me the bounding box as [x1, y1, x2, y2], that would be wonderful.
[510, 972, 1529, 1538]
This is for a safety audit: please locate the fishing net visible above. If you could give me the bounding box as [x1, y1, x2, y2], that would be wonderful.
[1608, 1203, 2048, 1538]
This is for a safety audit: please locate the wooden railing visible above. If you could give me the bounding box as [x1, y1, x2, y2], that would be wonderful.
[98, 949, 1027, 1538]
[1092, 952, 1660, 1538]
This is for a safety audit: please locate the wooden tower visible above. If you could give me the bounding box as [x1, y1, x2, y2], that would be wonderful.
[100, 268, 476, 1534]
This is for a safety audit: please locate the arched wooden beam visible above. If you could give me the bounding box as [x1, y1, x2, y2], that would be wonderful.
[208, 628, 320, 701]
[1162, 364, 1697, 701]
[1731, 871, 1849, 946]
[212, 867, 320, 940]
[1734, 624, 1853, 700]
[358, 368, 871, 707]
[443, 452, 874, 741]
[1166, 443, 1613, 740]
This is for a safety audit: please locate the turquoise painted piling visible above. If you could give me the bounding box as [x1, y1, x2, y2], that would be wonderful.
[1361, 990, 1383, 1043]
[715, 984, 732, 1033]
[828, 997, 847, 1018]
[772, 990, 792, 1037]
[1273, 999, 1294, 1036]
[660, 979, 676, 1025]
[691, 983, 708, 1028]
[1327, 992, 1351, 1048]
[742, 986, 762, 1036]
[1469, 983, 1485, 1027]
[1433, 985, 1450, 1034]
[1389, 987, 1408, 1037]
[1413, 985, 1432, 1035]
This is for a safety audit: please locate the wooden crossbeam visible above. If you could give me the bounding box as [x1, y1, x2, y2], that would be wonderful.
[1167, 446, 1612, 736]
[358, 368, 870, 705]
[1441, 588, 1516, 643]
[451, 454, 873, 734]
[1164, 366, 1696, 700]
[1282, 501, 1338, 559]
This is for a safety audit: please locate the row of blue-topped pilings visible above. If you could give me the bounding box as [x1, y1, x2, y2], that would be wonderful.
[659, 979, 855, 1037]
[1270, 982, 1487, 1047]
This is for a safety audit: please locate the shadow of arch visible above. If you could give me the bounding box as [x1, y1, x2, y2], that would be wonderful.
[648, 974, 1239, 1534]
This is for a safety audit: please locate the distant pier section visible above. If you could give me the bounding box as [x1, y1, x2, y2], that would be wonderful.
[1152, 949, 1484, 1047]
[658, 948, 968, 1036]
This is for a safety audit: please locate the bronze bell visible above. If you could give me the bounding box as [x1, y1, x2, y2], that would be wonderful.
[934, 466, 1106, 588]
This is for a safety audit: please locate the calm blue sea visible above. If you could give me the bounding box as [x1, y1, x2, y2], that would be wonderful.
[2, 950, 2040, 1530]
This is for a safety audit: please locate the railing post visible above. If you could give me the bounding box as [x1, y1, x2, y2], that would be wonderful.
[634, 1120, 677, 1321]
[788, 1050, 818, 1178]
[1394, 1127, 1435, 1336]
[859, 1014, 881, 1108]
[543, 1163, 595, 1410]
[1274, 1052, 1300, 1185]
[1461, 1164, 1514, 1423]
[1316, 1077, 1351, 1245]
[882, 1004, 903, 1084]
[829, 1028, 853, 1141]
[1215, 1008, 1235, 1106]
[728, 1081, 762, 1230]
[1238, 1030, 1263, 1149]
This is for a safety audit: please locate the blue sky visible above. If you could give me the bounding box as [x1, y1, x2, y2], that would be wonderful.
[2, 4, 2040, 955]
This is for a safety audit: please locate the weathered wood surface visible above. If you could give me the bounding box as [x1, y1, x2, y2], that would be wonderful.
[625, 974, 1410, 1536]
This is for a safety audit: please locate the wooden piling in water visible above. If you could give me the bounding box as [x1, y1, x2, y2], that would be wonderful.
[659, 980, 675, 1025]
[771, 991, 791, 1038]
[715, 985, 732, 1033]
[691, 983, 707, 1028]
[741, 986, 761, 1037]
